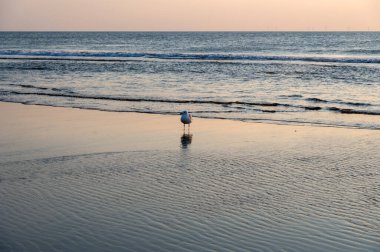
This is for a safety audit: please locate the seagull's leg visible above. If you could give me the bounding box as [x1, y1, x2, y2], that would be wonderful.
[183, 124, 185, 132]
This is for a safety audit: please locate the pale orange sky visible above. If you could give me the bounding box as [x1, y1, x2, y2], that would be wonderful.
[1, 0, 380, 31]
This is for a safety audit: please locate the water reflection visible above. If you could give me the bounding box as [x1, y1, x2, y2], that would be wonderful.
[181, 133, 193, 149]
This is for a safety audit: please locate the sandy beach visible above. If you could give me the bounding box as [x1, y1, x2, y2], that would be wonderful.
[1, 101, 380, 251]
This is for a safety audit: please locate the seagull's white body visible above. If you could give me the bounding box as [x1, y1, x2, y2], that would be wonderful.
[180, 111, 192, 124]
[180, 111, 192, 131]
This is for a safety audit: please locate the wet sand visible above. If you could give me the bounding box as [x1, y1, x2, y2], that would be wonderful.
[1, 101, 380, 251]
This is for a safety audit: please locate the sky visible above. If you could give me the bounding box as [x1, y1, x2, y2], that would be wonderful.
[1, 0, 380, 31]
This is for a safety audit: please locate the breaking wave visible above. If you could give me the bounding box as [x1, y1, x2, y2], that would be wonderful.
[1, 50, 380, 64]
[1, 89, 379, 117]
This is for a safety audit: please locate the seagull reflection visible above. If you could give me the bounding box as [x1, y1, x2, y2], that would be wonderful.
[181, 133, 193, 149]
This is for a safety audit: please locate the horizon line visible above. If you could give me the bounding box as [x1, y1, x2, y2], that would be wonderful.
[1, 30, 380, 33]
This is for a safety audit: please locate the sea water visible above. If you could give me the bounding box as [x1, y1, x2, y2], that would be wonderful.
[0, 32, 379, 129]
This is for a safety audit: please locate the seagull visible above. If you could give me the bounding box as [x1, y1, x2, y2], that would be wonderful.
[180, 110, 192, 131]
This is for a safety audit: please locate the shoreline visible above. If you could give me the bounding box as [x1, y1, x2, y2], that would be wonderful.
[1, 100, 379, 132]
[1, 100, 378, 163]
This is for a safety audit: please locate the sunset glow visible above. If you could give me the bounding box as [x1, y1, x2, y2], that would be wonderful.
[1, 0, 380, 31]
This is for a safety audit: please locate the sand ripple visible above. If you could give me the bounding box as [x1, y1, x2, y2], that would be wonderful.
[1, 146, 380, 251]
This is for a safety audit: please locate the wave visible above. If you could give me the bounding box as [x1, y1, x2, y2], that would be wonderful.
[345, 49, 380, 54]
[6, 85, 375, 109]
[2, 84, 74, 93]
[19, 84, 49, 91]
[1, 50, 380, 64]
[306, 97, 329, 103]
[306, 97, 373, 107]
[327, 107, 380, 115]
[0, 90, 284, 107]
[279, 94, 303, 98]
[1, 90, 379, 116]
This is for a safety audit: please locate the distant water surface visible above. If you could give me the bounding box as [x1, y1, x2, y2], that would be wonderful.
[0, 32, 380, 129]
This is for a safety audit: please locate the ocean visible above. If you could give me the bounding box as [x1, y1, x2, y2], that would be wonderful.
[0, 32, 379, 129]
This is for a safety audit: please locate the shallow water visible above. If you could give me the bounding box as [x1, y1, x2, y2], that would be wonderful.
[1, 130, 379, 251]
[0, 32, 380, 129]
